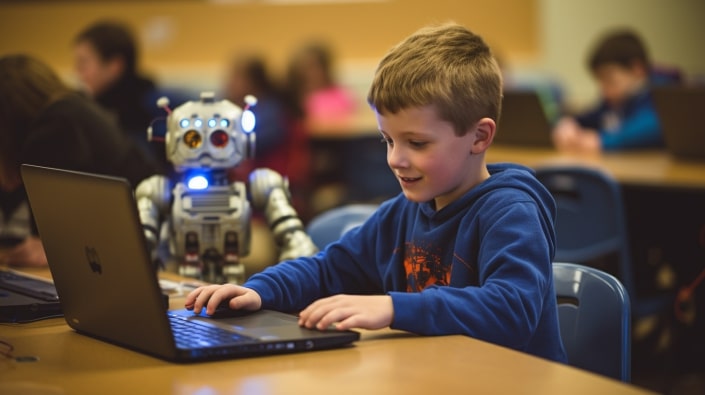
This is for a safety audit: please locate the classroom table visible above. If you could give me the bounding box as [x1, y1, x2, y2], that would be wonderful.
[0, 266, 656, 395]
[486, 145, 705, 189]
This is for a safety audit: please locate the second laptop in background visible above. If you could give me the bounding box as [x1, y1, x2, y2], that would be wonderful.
[651, 84, 705, 161]
[494, 90, 554, 148]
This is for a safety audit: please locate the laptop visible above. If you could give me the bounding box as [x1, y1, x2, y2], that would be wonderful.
[651, 85, 705, 161]
[0, 268, 62, 323]
[494, 90, 554, 147]
[20, 164, 359, 362]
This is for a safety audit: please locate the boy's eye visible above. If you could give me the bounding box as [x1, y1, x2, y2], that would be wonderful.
[410, 141, 428, 148]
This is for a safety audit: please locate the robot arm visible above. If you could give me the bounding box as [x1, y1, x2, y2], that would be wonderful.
[249, 168, 319, 261]
[135, 175, 172, 266]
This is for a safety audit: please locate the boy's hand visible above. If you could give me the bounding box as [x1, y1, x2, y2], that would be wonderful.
[298, 294, 393, 331]
[184, 284, 262, 316]
[1, 236, 48, 268]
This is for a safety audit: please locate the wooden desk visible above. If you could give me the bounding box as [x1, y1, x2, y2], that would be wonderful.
[0, 268, 655, 395]
[487, 145, 705, 189]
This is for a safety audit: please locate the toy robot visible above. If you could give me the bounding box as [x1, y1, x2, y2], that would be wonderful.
[135, 92, 318, 284]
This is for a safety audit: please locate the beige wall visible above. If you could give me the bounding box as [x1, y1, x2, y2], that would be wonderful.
[2, 0, 704, 109]
[0, 0, 537, 94]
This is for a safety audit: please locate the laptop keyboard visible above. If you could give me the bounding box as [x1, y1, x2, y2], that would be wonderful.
[0, 270, 59, 302]
[168, 313, 253, 349]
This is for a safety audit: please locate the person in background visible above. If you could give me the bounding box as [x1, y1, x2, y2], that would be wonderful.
[73, 20, 171, 173]
[552, 29, 676, 153]
[224, 53, 311, 211]
[284, 41, 357, 135]
[0, 54, 159, 267]
[185, 22, 567, 363]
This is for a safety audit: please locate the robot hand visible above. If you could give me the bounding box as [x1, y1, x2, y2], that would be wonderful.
[249, 168, 319, 261]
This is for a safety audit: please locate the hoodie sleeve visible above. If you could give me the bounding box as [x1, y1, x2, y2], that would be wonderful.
[389, 198, 554, 352]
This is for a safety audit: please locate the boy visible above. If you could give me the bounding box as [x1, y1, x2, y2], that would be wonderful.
[552, 29, 667, 153]
[186, 22, 567, 362]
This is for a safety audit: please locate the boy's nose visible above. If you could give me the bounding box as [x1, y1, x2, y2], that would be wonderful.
[387, 146, 406, 169]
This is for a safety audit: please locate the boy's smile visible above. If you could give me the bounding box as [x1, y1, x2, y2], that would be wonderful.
[375, 104, 490, 210]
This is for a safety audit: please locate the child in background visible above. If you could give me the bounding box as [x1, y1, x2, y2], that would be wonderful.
[552, 29, 671, 153]
[73, 20, 180, 175]
[284, 41, 357, 134]
[186, 22, 567, 362]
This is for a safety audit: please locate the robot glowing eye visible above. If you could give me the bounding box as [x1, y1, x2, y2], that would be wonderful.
[210, 130, 229, 148]
[208, 118, 217, 128]
[183, 130, 202, 148]
[194, 118, 203, 128]
[242, 110, 256, 133]
[179, 118, 190, 128]
[187, 175, 209, 190]
[220, 119, 230, 128]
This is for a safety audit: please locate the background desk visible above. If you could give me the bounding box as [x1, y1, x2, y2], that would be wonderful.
[487, 145, 705, 189]
[0, 267, 655, 395]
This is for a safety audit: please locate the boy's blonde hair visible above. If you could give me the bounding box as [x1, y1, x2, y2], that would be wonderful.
[367, 22, 503, 136]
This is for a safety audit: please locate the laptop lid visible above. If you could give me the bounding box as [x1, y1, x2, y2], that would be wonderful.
[495, 90, 554, 147]
[651, 85, 705, 161]
[20, 164, 358, 362]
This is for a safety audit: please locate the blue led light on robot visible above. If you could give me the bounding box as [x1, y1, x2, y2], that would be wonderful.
[242, 110, 256, 133]
[179, 118, 190, 128]
[194, 118, 203, 128]
[208, 118, 217, 128]
[220, 119, 230, 128]
[187, 175, 209, 190]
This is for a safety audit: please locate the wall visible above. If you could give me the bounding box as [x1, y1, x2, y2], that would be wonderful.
[0, 0, 537, 97]
[1, 0, 704, 110]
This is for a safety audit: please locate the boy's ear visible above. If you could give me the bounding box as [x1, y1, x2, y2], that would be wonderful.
[470, 117, 496, 154]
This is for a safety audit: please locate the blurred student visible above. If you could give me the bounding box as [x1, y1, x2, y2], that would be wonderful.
[0, 54, 159, 267]
[224, 54, 309, 187]
[223, 53, 312, 219]
[185, 23, 567, 362]
[73, 20, 171, 173]
[552, 29, 671, 153]
[284, 41, 357, 134]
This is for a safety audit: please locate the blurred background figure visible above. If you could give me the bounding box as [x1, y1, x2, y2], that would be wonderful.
[73, 19, 174, 174]
[552, 28, 680, 154]
[0, 54, 159, 267]
[223, 52, 312, 218]
[284, 41, 357, 135]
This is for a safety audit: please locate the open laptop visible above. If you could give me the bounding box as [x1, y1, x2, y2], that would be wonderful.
[651, 85, 705, 161]
[20, 164, 359, 362]
[0, 268, 62, 323]
[494, 90, 554, 147]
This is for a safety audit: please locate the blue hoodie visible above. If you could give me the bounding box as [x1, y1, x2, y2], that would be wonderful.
[244, 163, 567, 362]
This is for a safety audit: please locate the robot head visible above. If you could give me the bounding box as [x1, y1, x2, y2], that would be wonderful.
[158, 92, 256, 173]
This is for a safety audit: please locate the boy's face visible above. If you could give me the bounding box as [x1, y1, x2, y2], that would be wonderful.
[376, 105, 480, 211]
[593, 63, 647, 107]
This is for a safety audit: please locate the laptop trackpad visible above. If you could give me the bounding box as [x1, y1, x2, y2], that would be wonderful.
[170, 308, 305, 339]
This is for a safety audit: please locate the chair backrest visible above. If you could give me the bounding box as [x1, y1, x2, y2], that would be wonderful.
[305, 204, 378, 250]
[553, 262, 632, 382]
[535, 165, 636, 301]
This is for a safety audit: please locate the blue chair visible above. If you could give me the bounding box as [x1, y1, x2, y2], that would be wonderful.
[305, 204, 378, 250]
[553, 262, 632, 382]
[535, 165, 671, 319]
